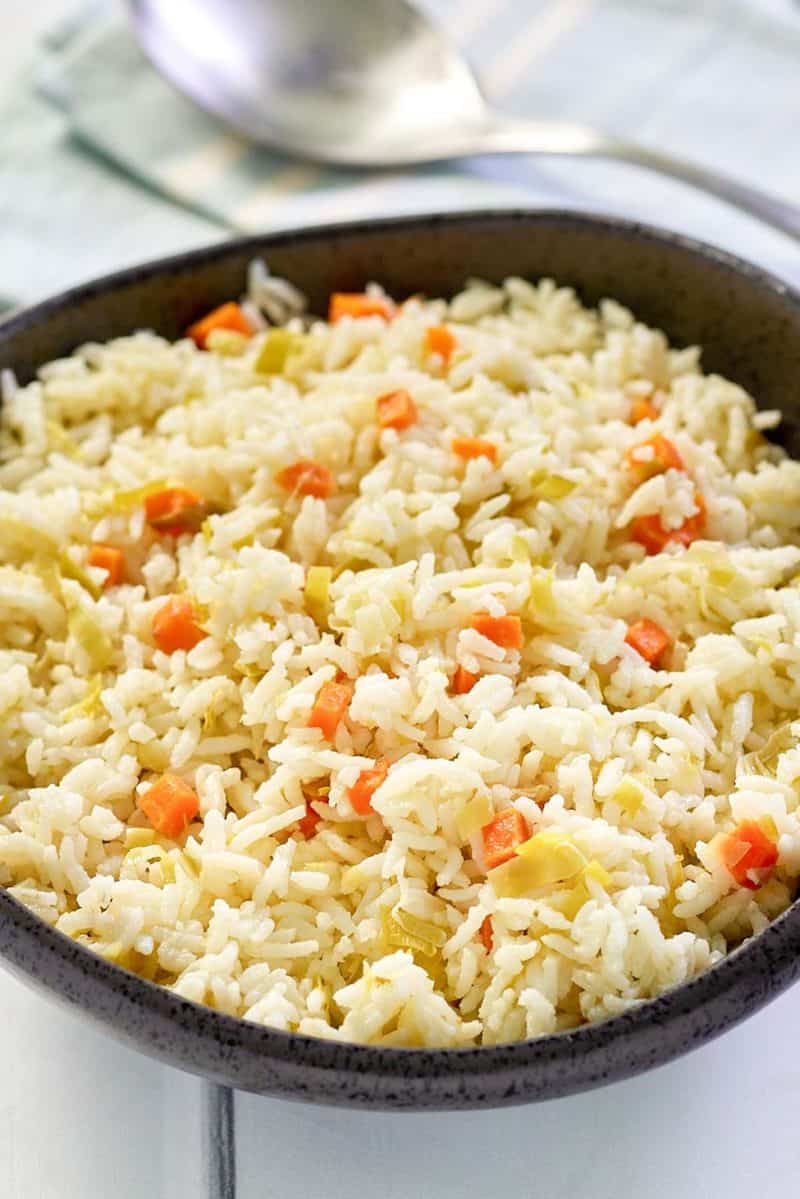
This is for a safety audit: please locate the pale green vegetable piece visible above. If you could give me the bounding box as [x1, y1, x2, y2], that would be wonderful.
[46, 419, 79, 458]
[89, 477, 170, 515]
[206, 329, 249, 356]
[529, 471, 577, 500]
[612, 776, 645, 816]
[380, 907, 441, 958]
[509, 534, 530, 564]
[584, 859, 612, 888]
[392, 907, 448, 949]
[68, 605, 113, 672]
[489, 831, 586, 896]
[124, 828, 156, 850]
[455, 793, 492, 841]
[0, 514, 58, 558]
[528, 568, 557, 622]
[741, 723, 795, 777]
[59, 552, 101, 600]
[255, 329, 296, 374]
[62, 675, 104, 721]
[304, 565, 332, 625]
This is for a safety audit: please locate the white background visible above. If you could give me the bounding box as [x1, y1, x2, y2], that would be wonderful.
[4, 962, 800, 1198]
[4, 4, 800, 1196]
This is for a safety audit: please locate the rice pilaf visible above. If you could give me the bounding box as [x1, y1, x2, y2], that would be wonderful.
[1, 265, 799, 1047]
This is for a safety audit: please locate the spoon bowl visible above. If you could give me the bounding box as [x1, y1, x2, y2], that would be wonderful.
[130, 0, 490, 165]
[128, 0, 800, 239]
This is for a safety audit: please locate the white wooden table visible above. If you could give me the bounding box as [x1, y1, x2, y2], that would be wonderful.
[4, 961, 800, 1198]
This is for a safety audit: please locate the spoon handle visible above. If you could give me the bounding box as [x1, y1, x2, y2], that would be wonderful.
[478, 117, 800, 242]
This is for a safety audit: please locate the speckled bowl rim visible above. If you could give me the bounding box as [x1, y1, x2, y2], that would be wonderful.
[2, 208, 800, 1108]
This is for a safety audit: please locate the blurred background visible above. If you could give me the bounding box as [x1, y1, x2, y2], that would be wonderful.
[3, 0, 800, 312]
[2, 2, 800, 1196]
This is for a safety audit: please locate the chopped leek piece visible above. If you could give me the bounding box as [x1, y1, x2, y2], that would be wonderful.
[62, 675, 103, 722]
[455, 793, 492, 841]
[553, 880, 590, 920]
[551, 860, 612, 918]
[137, 741, 169, 772]
[206, 329, 249, 356]
[0, 514, 58, 558]
[98, 941, 131, 967]
[528, 568, 557, 622]
[124, 827, 155, 850]
[99, 479, 170, 517]
[123, 845, 167, 875]
[338, 954, 363, 985]
[59, 551, 101, 600]
[583, 860, 612, 888]
[509, 534, 530, 564]
[172, 850, 199, 881]
[380, 907, 441, 958]
[669, 857, 685, 890]
[378, 912, 448, 990]
[341, 863, 369, 892]
[46, 419, 79, 458]
[529, 471, 576, 500]
[516, 831, 587, 879]
[68, 605, 112, 672]
[515, 784, 551, 806]
[201, 688, 228, 735]
[612, 775, 645, 817]
[741, 723, 795, 777]
[392, 907, 448, 950]
[490, 831, 586, 897]
[304, 565, 332, 625]
[254, 329, 296, 374]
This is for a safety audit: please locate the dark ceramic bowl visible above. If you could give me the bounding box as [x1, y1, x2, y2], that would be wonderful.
[2, 211, 800, 1110]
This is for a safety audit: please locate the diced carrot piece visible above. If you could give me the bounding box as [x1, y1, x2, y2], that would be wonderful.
[88, 543, 124, 588]
[144, 486, 207, 537]
[452, 436, 498, 463]
[152, 595, 207, 654]
[478, 916, 494, 953]
[631, 492, 706, 555]
[297, 794, 328, 839]
[629, 397, 659, 425]
[275, 459, 336, 499]
[138, 773, 199, 839]
[481, 808, 529, 871]
[471, 612, 523, 650]
[425, 325, 457, 364]
[625, 618, 672, 668]
[348, 758, 389, 816]
[625, 434, 685, 480]
[452, 665, 479, 695]
[328, 293, 394, 323]
[376, 389, 418, 432]
[308, 680, 352, 739]
[719, 820, 778, 890]
[187, 302, 253, 349]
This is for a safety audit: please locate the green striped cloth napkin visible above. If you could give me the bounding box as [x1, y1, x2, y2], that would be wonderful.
[2, 0, 800, 306]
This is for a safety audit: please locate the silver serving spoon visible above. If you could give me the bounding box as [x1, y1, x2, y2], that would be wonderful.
[129, 0, 800, 240]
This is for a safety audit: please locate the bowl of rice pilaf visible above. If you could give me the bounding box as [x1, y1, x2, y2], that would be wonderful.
[1, 211, 800, 1108]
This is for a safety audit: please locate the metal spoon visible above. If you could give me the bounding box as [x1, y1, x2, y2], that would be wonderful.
[129, 0, 800, 240]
